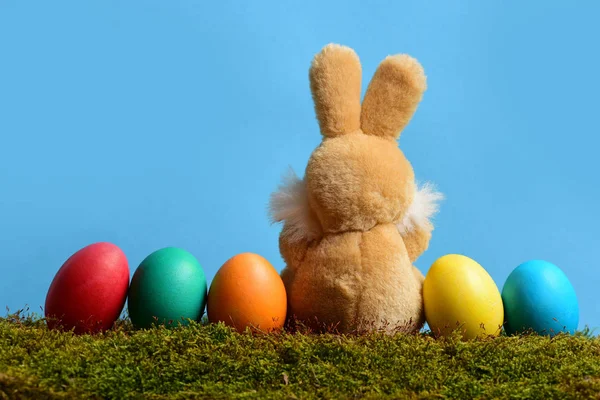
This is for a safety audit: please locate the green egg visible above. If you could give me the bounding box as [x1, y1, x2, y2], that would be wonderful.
[127, 247, 207, 329]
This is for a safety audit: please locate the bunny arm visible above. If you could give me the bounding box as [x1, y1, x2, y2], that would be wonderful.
[396, 182, 444, 262]
[403, 227, 432, 264]
[268, 167, 322, 249]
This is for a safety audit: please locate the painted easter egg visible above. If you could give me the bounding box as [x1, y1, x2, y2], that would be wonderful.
[502, 259, 579, 336]
[207, 252, 287, 333]
[127, 247, 207, 329]
[423, 254, 504, 340]
[44, 242, 130, 334]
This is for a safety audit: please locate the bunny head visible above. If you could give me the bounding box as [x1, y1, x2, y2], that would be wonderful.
[270, 44, 442, 251]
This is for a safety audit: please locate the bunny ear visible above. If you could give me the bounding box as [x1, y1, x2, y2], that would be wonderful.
[361, 54, 427, 139]
[309, 44, 362, 138]
[268, 167, 322, 243]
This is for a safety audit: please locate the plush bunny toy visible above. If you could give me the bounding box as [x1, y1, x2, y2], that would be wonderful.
[269, 43, 443, 334]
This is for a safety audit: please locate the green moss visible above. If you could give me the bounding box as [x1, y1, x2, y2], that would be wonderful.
[0, 308, 599, 399]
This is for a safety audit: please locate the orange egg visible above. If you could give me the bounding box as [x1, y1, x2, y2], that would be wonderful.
[207, 252, 287, 333]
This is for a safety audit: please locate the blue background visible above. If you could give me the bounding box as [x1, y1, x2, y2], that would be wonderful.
[1, 1, 598, 332]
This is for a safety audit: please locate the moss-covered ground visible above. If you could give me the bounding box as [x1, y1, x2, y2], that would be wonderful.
[1, 308, 599, 399]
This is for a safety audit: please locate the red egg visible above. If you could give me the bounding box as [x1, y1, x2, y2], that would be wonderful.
[44, 242, 130, 334]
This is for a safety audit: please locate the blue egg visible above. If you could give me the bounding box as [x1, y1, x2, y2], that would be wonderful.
[501, 260, 579, 336]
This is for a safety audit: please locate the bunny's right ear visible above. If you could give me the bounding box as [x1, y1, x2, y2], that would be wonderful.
[360, 54, 427, 139]
[309, 44, 362, 138]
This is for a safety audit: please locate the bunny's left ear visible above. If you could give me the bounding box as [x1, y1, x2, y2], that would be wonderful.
[361, 54, 427, 139]
[309, 43, 363, 138]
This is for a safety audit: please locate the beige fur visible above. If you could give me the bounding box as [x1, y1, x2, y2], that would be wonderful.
[269, 43, 443, 334]
[309, 44, 362, 138]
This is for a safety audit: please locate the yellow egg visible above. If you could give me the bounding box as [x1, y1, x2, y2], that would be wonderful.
[423, 254, 504, 340]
